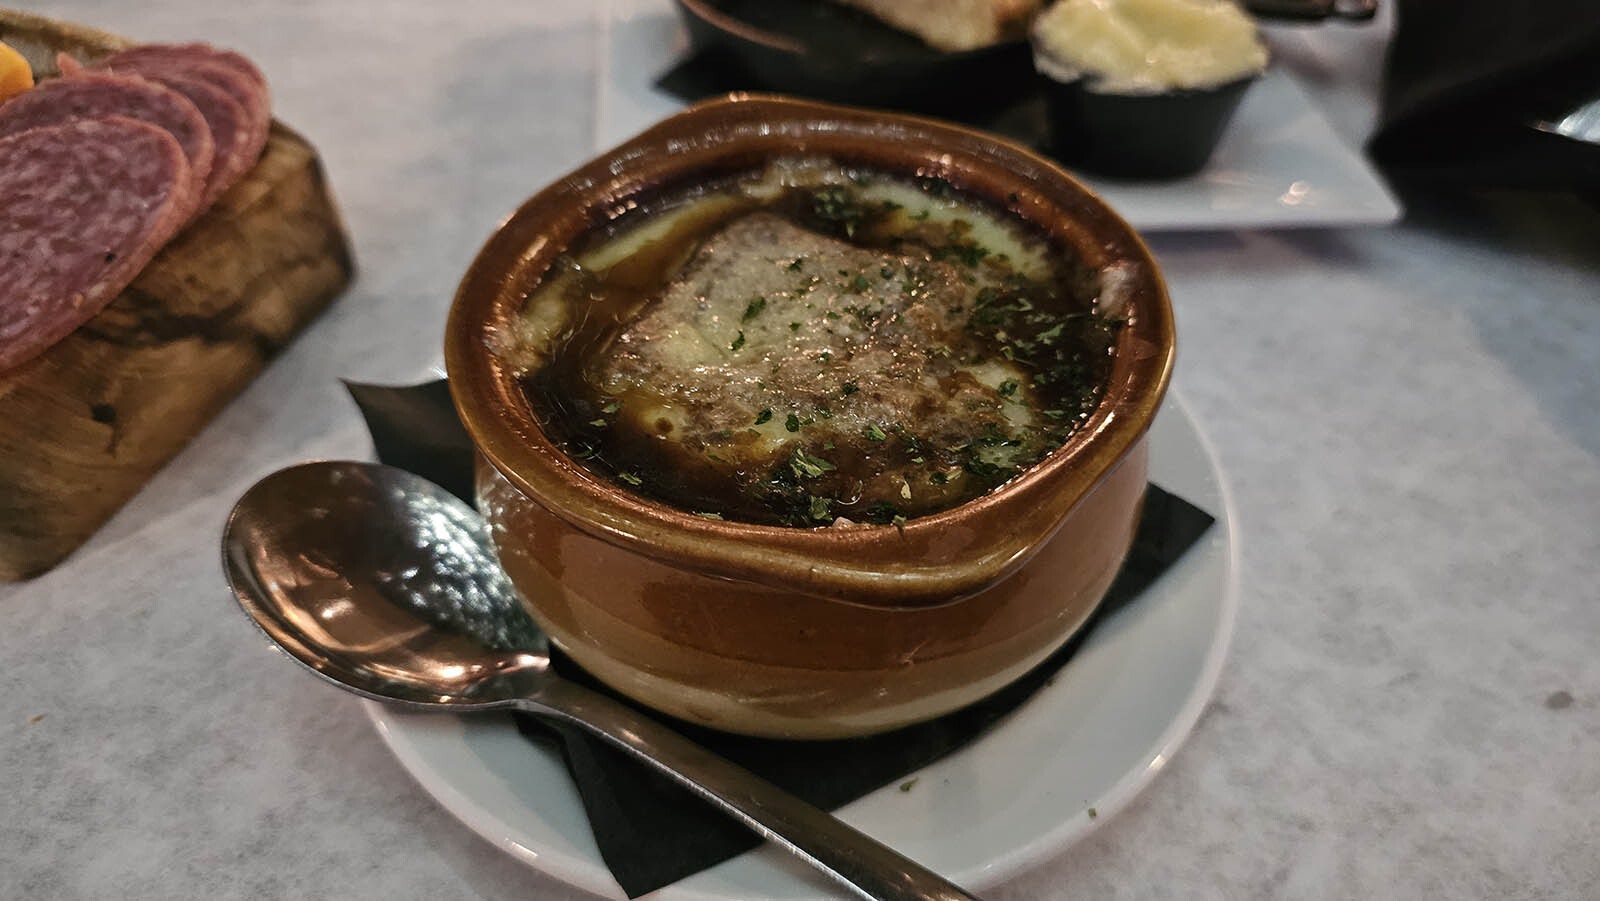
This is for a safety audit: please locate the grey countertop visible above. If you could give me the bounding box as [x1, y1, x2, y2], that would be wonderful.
[4, 2, 1597, 899]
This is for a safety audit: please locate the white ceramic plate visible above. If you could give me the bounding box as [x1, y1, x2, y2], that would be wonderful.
[593, 0, 1400, 232]
[366, 390, 1239, 899]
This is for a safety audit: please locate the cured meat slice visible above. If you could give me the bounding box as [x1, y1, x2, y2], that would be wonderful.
[0, 117, 191, 372]
[95, 44, 270, 203]
[100, 69, 249, 210]
[0, 71, 211, 218]
[96, 43, 268, 99]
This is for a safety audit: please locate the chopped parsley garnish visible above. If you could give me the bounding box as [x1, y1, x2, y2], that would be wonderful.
[851, 274, 871, 293]
[588, 418, 607, 427]
[788, 258, 805, 271]
[864, 423, 887, 442]
[789, 449, 835, 479]
[895, 428, 925, 457]
[730, 330, 746, 351]
[964, 457, 1005, 479]
[998, 379, 1019, 398]
[808, 495, 832, 521]
[743, 297, 767, 320]
[841, 381, 858, 396]
[785, 412, 801, 432]
[934, 242, 989, 267]
[601, 401, 621, 414]
[755, 409, 773, 425]
[618, 472, 643, 487]
[695, 512, 724, 520]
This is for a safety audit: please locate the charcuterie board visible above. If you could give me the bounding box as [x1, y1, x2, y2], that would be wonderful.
[0, 10, 353, 580]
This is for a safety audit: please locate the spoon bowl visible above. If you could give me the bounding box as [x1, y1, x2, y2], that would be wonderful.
[223, 461, 549, 706]
[221, 460, 980, 901]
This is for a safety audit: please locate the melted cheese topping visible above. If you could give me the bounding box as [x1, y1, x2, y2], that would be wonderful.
[600, 213, 1042, 519]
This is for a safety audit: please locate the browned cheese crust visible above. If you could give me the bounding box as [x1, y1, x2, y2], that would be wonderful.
[599, 212, 1044, 518]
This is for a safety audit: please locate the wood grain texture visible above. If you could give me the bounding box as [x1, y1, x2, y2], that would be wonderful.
[0, 11, 354, 580]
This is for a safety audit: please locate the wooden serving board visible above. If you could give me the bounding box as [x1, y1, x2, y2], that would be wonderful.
[0, 11, 354, 580]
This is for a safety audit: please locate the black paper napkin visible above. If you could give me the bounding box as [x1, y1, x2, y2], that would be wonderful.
[1368, 0, 1600, 191]
[347, 379, 1214, 898]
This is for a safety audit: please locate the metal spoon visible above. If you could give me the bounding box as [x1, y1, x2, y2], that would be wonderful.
[222, 460, 979, 901]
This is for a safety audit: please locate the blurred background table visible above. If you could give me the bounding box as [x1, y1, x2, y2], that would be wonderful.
[4, 1, 1596, 898]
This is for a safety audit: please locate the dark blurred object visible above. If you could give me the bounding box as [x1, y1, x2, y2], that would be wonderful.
[1042, 74, 1258, 179]
[1369, 0, 1600, 190]
[672, 0, 1036, 115]
[1249, 0, 1377, 21]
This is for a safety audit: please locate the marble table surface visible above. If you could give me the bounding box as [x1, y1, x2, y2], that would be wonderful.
[4, 2, 1596, 898]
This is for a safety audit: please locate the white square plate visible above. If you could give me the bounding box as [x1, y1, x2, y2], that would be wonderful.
[595, 0, 1402, 231]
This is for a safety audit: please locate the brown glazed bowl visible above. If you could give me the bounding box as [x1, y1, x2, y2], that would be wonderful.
[446, 95, 1174, 739]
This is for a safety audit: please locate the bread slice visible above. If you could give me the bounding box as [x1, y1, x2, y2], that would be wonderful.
[829, 0, 1044, 51]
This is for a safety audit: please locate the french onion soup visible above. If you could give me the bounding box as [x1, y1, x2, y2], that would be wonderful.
[498, 159, 1130, 528]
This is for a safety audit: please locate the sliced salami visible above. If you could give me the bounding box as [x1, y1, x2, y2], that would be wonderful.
[96, 44, 270, 203]
[100, 69, 249, 210]
[0, 117, 191, 372]
[96, 43, 269, 99]
[0, 71, 212, 219]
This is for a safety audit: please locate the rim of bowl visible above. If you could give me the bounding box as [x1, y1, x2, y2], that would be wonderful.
[445, 94, 1174, 608]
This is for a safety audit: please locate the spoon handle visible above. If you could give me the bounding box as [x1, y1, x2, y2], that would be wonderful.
[518, 678, 982, 901]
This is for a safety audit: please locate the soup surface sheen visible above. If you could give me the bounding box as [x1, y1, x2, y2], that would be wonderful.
[507, 159, 1126, 527]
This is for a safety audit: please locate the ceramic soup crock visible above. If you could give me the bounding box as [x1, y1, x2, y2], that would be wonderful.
[446, 95, 1174, 739]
